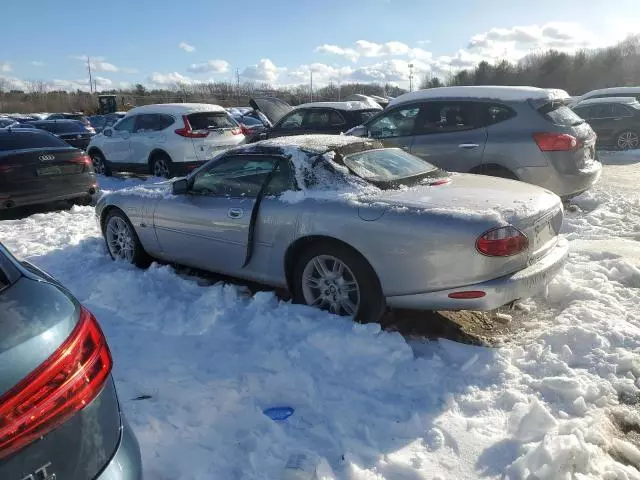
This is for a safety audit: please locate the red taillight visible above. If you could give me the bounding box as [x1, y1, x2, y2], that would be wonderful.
[175, 115, 209, 138]
[533, 132, 580, 151]
[0, 306, 112, 459]
[476, 226, 528, 257]
[231, 127, 242, 135]
[72, 153, 92, 166]
[448, 291, 486, 299]
[239, 124, 250, 136]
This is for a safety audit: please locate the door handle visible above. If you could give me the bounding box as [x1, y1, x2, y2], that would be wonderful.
[459, 143, 479, 149]
[228, 208, 244, 219]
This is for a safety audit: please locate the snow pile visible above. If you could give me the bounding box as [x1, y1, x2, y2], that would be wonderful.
[0, 170, 639, 479]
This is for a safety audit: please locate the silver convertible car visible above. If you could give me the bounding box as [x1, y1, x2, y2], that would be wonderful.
[95, 135, 568, 322]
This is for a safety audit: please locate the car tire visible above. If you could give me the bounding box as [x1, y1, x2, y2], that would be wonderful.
[616, 130, 639, 150]
[292, 242, 386, 323]
[91, 151, 112, 176]
[103, 210, 151, 268]
[150, 153, 173, 179]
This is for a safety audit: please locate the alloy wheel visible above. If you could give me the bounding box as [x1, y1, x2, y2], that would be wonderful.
[301, 254, 360, 316]
[92, 155, 105, 174]
[106, 216, 134, 262]
[617, 131, 639, 150]
[153, 158, 170, 178]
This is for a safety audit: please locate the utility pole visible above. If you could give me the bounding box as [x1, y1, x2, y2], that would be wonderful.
[338, 77, 341, 101]
[87, 56, 93, 94]
[235, 68, 240, 106]
[410, 63, 415, 92]
[309, 71, 313, 102]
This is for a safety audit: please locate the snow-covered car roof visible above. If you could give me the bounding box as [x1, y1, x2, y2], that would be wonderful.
[580, 86, 640, 97]
[294, 101, 382, 111]
[573, 96, 640, 106]
[229, 134, 383, 156]
[388, 86, 570, 108]
[124, 103, 226, 116]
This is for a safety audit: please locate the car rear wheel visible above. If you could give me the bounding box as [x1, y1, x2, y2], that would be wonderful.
[150, 153, 173, 179]
[292, 242, 386, 323]
[104, 210, 151, 268]
[617, 130, 639, 150]
[91, 151, 112, 176]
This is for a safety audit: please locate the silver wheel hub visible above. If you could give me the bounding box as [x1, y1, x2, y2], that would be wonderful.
[106, 216, 134, 262]
[154, 159, 169, 177]
[92, 156, 104, 174]
[618, 131, 639, 150]
[301, 254, 360, 316]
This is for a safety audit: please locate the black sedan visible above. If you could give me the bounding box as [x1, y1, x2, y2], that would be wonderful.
[0, 242, 143, 479]
[0, 128, 98, 209]
[22, 119, 95, 150]
[249, 97, 382, 141]
[572, 97, 640, 150]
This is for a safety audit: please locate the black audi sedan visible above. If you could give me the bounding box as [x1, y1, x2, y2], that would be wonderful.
[0, 128, 98, 209]
[572, 97, 640, 150]
[0, 242, 142, 479]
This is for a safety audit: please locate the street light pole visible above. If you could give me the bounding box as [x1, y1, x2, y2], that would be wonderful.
[408, 63, 414, 92]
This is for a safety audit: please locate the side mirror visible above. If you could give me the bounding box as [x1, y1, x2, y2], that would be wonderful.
[172, 178, 189, 195]
[103, 128, 113, 137]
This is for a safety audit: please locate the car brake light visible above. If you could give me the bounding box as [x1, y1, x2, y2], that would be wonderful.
[476, 226, 528, 257]
[71, 153, 92, 166]
[231, 127, 242, 135]
[533, 132, 580, 151]
[0, 306, 112, 460]
[239, 124, 250, 136]
[175, 115, 209, 138]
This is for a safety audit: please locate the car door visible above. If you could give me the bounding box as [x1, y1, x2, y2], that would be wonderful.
[268, 109, 307, 138]
[152, 154, 296, 282]
[129, 114, 172, 165]
[366, 103, 422, 151]
[101, 115, 135, 164]
[409, 101, 488, 173]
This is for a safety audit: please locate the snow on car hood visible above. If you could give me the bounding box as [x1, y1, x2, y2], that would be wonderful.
[364, 173, 561, 224]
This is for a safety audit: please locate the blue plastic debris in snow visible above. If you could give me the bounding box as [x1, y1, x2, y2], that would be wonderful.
[263, 406, 295, 421]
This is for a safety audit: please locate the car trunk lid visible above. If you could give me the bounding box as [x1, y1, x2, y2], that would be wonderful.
[0, 147, 91, 184]
[249, 97, 294, 125]
[181, 111, 245, 161]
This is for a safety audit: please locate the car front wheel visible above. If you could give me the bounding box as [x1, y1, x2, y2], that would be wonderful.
[617, 130, 639, 150]
[104, 210, 151, 268]
[292, 242, 386, 323]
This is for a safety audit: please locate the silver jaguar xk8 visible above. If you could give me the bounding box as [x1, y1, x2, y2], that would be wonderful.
[95, 135, 568, 322]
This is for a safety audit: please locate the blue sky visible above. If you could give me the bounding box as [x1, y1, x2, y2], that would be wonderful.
[2, 0, 640, 91]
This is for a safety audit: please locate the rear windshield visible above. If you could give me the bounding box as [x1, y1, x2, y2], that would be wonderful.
[236, 116, 263, 126]
[343, 148, 438, 182]
[0, 131, 69, 151]
[354, 110, 381, 124]
[41, 122, 88, 134]
[538, 101, 584, 127]
[188, 112, 238, 130]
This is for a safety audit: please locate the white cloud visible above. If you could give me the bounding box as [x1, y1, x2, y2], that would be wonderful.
[179, 41, 195, 52]
[187, 60, 230, 74]
[70, 55, 121, 72]
[1, 62, 12, 73]
[0, 75, 26, 91]
[31, 61, 46, 67]
[241, 59, 280, 83]
[287, 63, 353, 84]
[149, 71, 196, 86]
[315, 40, 432, 61]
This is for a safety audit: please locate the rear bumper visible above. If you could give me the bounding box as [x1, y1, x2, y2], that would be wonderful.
[386, 238, 568, 311]
[0, 179, 98, 209]
[516, 162, 602, 198]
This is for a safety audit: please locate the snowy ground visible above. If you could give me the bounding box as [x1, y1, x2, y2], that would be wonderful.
[2, 154, 640, 479]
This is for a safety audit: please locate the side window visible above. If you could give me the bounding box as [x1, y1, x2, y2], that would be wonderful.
[279, 111, 305, 129]
[611, 104, 632, 117]
[156, 114, 174, 130]
[134, 114, 156, 133]
[368, 105, 420, 139]
[590, 104, 613, 118]
[328, 110, 345, 126]
[303, 109, 345, 128]
[114, 116, 136, 132]
[416, 102, 478, 134]
[573, 106, 591, 119]
[476, 103, 516, 126]
[191, 156, 295, 198]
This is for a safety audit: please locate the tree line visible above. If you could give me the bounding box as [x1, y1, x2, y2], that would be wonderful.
[421, 35, 640, 94]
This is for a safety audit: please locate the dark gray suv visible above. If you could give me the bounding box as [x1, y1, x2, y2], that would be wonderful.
[0, 243, 142, 479]
[347, 86, 602, 198]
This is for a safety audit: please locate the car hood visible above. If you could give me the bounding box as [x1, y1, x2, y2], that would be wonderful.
[364, 173, 561, 224]
[249, 97, 294, 125]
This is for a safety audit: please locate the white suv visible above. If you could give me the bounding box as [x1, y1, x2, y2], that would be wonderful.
[87, 103, 246, 178]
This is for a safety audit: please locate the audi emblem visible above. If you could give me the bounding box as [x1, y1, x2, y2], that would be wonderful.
[39, 154, 55, 162]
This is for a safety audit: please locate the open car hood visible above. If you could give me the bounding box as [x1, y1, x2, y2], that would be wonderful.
[249, 97, 294, 125]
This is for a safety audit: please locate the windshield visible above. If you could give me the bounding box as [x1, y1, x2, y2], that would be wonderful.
[354, 110, 380, 124]
[343, 148, 438, 182]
